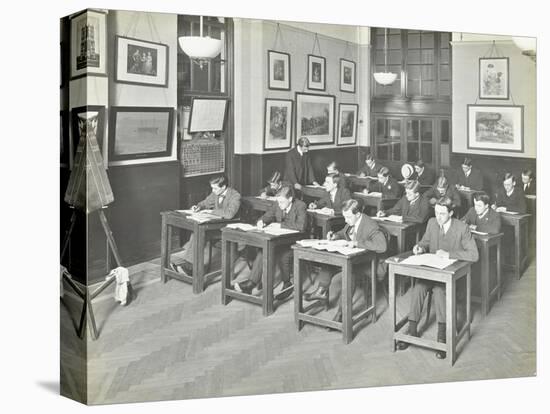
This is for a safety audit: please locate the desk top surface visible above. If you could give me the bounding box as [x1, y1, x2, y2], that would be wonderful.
[385, 251, 473, 274]
[292, 244, 376, 260]
[221, 226, 306, 241]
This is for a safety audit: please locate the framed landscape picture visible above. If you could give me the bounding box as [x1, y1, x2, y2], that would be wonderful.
[267, 50, 291, 90]
[340, 58, 356, 93]
[295, 92, 335, 145]
[479, 57, 509, 100]
[108, 107, 174, 163]
[263, 98, 293, 151]
[337, 103, 358, 146]
[307, 54, 326, 91]
[467, 104, 523, 152]
[115, 36, 169, 87]
[70, 9, 107, 79]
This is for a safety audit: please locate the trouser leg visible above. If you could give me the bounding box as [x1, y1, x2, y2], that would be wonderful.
[408, 280, 431, 322]
[433, 284, 446, 323]
[248, 248, 263, 284]
[182, 235, 194, 263]
[277, 249, 293, 283]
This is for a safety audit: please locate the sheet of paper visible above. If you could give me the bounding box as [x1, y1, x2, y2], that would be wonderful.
[307, 207, 334, 216]
[471, 230, 488, 235]
[262, 227, 300, 236]
[502, 211, 519, 215]
[373, 215, 403, 223]
[525, 195, 536, 200]
[226, 223, 258, 231]
[176, 209, 195, 214]
[305, 184, 325, 189]
[400, 253, 457, 269]
[255, 196, 277, 201]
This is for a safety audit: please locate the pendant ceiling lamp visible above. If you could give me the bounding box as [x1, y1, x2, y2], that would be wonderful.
[373, 28, 397, 85]
[178, 16, 223, 69]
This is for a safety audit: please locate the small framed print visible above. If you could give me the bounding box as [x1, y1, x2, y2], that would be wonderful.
[263, 99, 293, 151]
[479, 57, 509, 100]
[268, 50, 291, 90]
[295, 92, 335, 145]
[340, 58, 356, 93]
[70, 10, 107, 80]
[115, 36, 169, 87]
[307, 54, 326, 91]
[337, 103, 358, 146]
[467, 104, 523, 153]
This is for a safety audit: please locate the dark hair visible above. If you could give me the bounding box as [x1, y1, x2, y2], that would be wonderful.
[415, 159, 425, 169]
[436, 176, 449, 189]
[342, 199, 361, 215]
[435, 196, 456, 214]
[326, 173, 343, 188]
[378, 166, 390, 177]
[473, 192, 491, 206]
[462, 157, 473, 167]
[405, 180, 420, 193]
[276, 184, 295, 199]
[365, 153, 375, 163]
[210, 174, 228, 188]
[522, 169, 534, 180]
[503, 172, 516, 184]
[267, 171, 282, 184]
[327, 161, 339, 171]
[297, 137, 311, 148]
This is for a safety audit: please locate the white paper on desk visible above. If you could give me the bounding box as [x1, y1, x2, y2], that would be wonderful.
[354, 191, 381, 197]
[305, 184, 325, 189]
[263, 225, 299, 236]
[502, 210, 519, 215]
[307, 207, 334, 216]
[188, 212, 220, 223]
[176, 209, 195, 214]
[471, 230, 488, 235]
[373, 215, 403, 223]
[525, 195, 536, 200]
[255, 196, 277, 201]
[307, 239, 363, 255]
[400, 253, 456, 269]
[296, 239, 321, 247]
[226, 223, 258, 231]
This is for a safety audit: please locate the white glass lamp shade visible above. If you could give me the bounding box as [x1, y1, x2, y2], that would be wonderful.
[178, 36, 223, 59]
[373, 71, 398, 86]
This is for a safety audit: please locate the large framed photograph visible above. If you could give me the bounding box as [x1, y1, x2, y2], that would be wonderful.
[467, 104, 523, 153]
[295, 92, 335, 145]
[267, 50, 291, 91]
[337, 103, 358, 146]
[115, 36, 169, 87]
[71, 105, 106, 169]
[340, 58, 356, 93]
[188, 97, 229, 133]
[263, 99, 293, 151]
[108, 107, 174, 163]
[70, 10, 107, 79]
[479, 57, 509, 100]
[307, 54, 326, 91]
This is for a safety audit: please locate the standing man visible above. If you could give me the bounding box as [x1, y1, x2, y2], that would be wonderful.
[396, 197, 478, 359]
[283, 137, 319, 191]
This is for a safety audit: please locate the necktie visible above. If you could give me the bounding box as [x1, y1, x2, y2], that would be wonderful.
[348, 225, 355, 240]
[439, 225, 445, 237]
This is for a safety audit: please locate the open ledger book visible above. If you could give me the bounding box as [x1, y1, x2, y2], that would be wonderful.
[296, 239, 364, 256]
[226, 222, 300, 236]
[399, 253, 456, 269]
[176, 209, 220, 223]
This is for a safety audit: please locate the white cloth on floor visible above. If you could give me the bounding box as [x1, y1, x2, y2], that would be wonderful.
[109, 267, 130, 306]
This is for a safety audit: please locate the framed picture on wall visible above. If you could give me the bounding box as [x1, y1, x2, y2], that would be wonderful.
[337, 103, 358, 146]
[267, 50, 291, 90]
[295, 92, 335, 145]
[71, 105, 106, 169]
[109, 107, 174, 163]
[263, 98, 293, 151]
[70, 9, 107, 79]
[188, 97, 229, 133]
[467, 104, 523, 153]
[115, 36, 169, 87]
[307, 54, 326, 91]
[340, 59, 356, 93]
[479, 57, 509, 100]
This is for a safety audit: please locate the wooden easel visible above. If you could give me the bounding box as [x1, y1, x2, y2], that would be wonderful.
[61, 206, 123, 340]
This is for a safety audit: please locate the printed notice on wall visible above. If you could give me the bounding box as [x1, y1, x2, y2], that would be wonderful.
[188, 98, 228, 133]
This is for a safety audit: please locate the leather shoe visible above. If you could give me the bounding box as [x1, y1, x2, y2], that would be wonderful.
[180, 260, 193, 275]
[236, 280, 256, 294]
[396, 341, 410, 351]
[304, 287, 328, 302]
[435, 350, 447, 360]
[277, 281, 293, 301]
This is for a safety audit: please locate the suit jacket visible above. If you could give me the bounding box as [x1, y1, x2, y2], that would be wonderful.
[423, 185, 462, 208]
[259, 181, 291, 197]
[412, 168, 436, 186]
[371, 176, 404, 199]
[357, 162, 382, 177]
[417, 218, 479, 262]
[522, 180, 536, 196]
[386, 195, 430, 223]
[314, 187, 352, 214]
[261, 199, 308, 232]
[494, 187, 527, 213]
[283, 148, 316, 186]
[198, 187, 241, 219]
[334, 214, 387, 253]
[462, 207, 502, 234]
[455, 168, 484, 191]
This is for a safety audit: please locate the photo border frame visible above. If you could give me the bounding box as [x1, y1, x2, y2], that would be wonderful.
[340, 58, 356, 93]
[263, 98, 293, 151]
[267, 50, 291, 91]
[337, 103, 359, 146]
[69, 9, 108, 80]
[188, 97, 229, 133]
[295, 92, 335, 145]
[307, 54, 326, 91]
[479, 57, 510, 100]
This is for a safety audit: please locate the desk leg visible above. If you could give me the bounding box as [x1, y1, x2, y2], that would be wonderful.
[397, 232, 406, 296]
[496, 242, 502, 301]
[514, 223, 521, 280]
[481, 243, 489, 317]
[371, 257, 377, 322]
[389, 267, 396, 352]
[263, 244, 275, 316]
[466, 270, 471, 341]
[294, 257, 304, 330]
[342, 260, 353, 344]
[194, 227, 205, 293]
[160, 218, 167, 283]
[447, 280, 456, 367]
[221, 240, 231, 305]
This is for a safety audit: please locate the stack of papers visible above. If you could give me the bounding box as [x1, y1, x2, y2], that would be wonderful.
[225, 222, 299, 235]
[187, 212, 220, 223]
[296, 239, 364, 256]
[399, 254, 456, 269]
[373, 215, 403, 223]
[307, 207, 334, 216]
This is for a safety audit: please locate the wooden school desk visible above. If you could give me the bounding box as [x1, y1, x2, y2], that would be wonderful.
[293, 244, 378, 344]
[160, 210, 238, 294]
[221, 227, 305, 316]
[387, 252, 472, 366]
[351, 192, 399, 215]
[344, 174, 376, 191]
[500, 211, 531, 280]
[471, 232, 503, 317]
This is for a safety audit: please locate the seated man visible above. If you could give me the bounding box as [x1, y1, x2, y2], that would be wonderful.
[308, 173, 351, 215]
[396, 197, 478, 359]
[304, 199, 388, 322]
[492, 173, 527, 214]
[521, 169, 536, 196]
[413, 160, 436, 186]
[235, 185, 308, 298]
[462, 192, 502, 234]
[172, 174, 241, 275]
[357, 153, 382, 178]
[366, 167, 404, 199]
[455, 157, 484, 191]
[259, 171, 285, 198]
[377, 180, 430, 223]
[423, 176, 462, 210]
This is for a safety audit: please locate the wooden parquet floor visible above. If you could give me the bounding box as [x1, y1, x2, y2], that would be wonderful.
[60, 250, 536, 405]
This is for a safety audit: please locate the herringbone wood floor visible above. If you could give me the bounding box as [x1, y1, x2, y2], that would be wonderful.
[60, 250, 536, 405]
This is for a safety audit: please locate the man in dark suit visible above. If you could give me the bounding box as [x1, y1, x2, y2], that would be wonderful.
[259, 171, 289, 198]
[377, 180, 430, 223]
[493, 173, 527, 214]
[413, 160, 436, 186]
[172, 174, 241, 275]
[462, 192, 502, 234]
[304, 199, 388, 322]
[455, 157, 484, 191]
[235, 185, 308, 298]
[367, 167, 404, 199]
[308, 173, 351, 215]
[521, 169, 536, 196]
[283, 137, 319, 191]
[396, 196, 478, 359]
[357, 153, 382, 178]
[423, 176, 462, 210]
